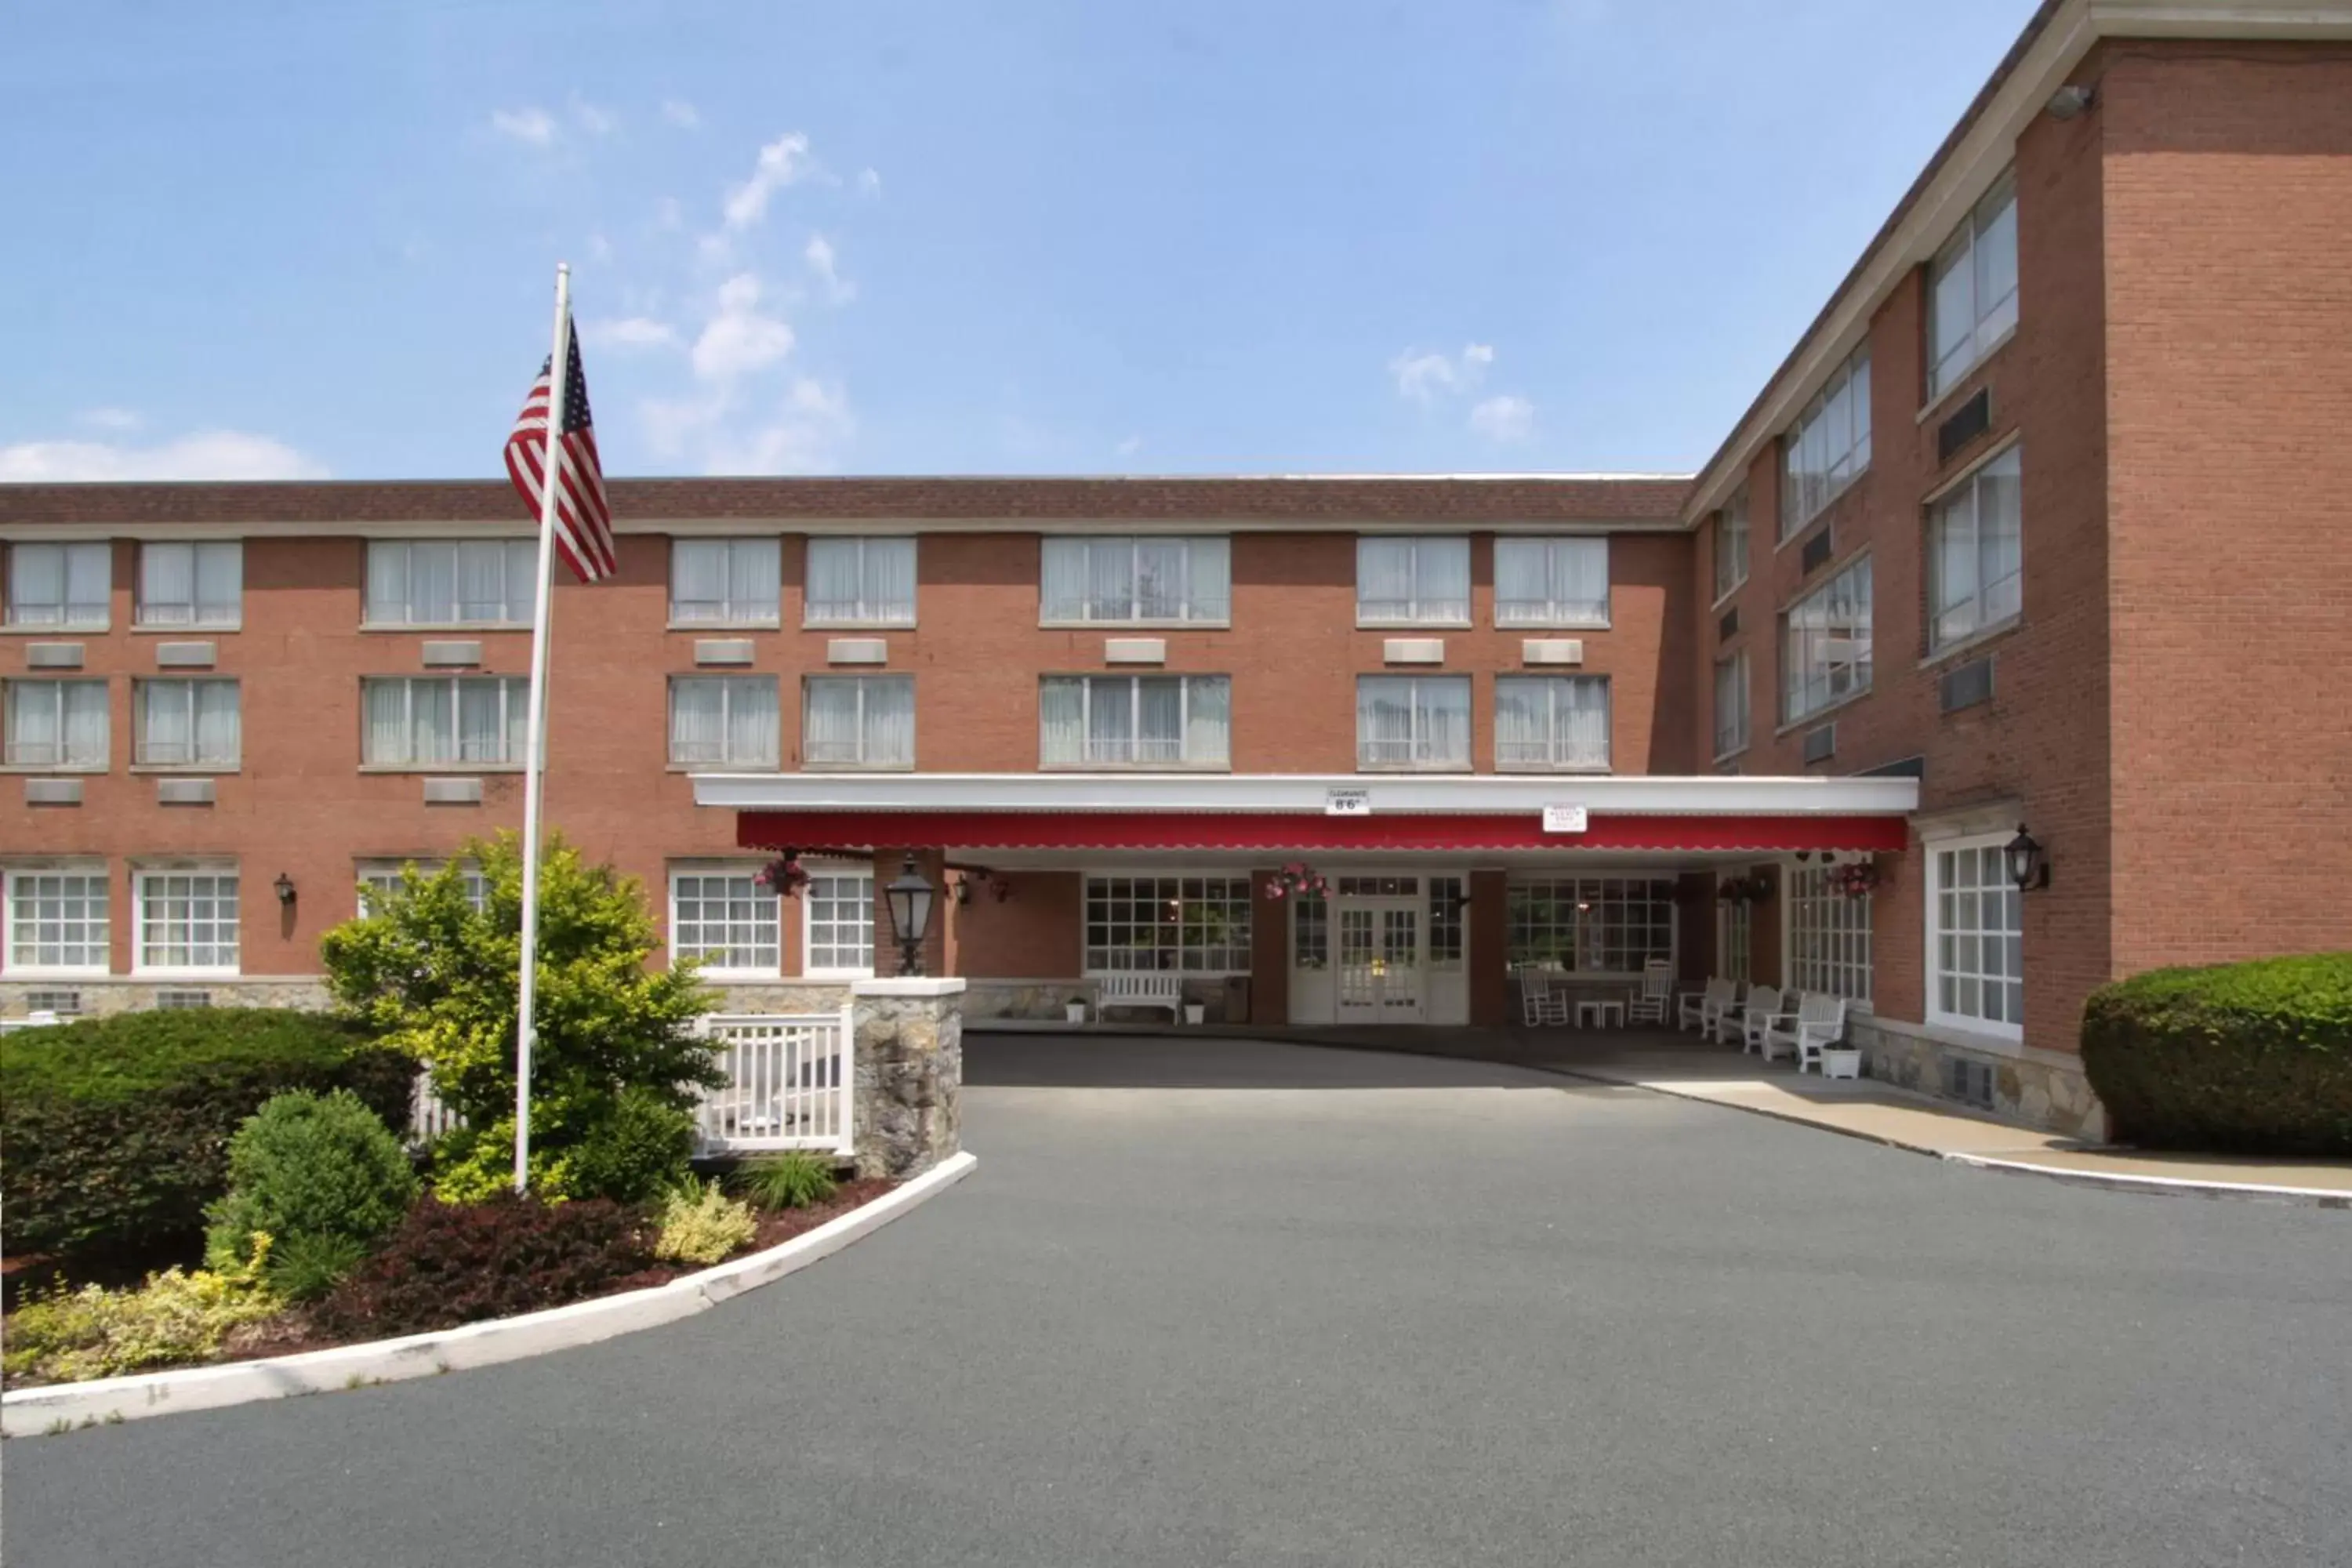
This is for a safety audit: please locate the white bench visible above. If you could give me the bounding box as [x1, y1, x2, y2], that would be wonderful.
[1766, 992, 1850, 1073]
[1092, 972, 1185, 1024]
[1679, 977, 1735, 1034]
[1739, 985, 1788, 1054]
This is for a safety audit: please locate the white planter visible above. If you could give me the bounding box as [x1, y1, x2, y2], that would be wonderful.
[1065, 1003, 1087, 1024]
[1184, 1003, 1206, 1025]
[1820, 1047, 1863, 1081]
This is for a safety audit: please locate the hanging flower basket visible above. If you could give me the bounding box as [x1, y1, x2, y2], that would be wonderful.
[1831, 860, 1880, 899]
[754, 853, 810, 899]
[1265, 862, 1330, 901]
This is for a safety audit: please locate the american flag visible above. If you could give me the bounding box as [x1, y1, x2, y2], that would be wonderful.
[503, 322, 619, 583]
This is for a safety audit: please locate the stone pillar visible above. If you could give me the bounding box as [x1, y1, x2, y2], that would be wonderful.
[850, 977, 964, 1178]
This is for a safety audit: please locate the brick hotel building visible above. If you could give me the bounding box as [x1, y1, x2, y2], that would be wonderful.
[5, 0, 2350, 1136]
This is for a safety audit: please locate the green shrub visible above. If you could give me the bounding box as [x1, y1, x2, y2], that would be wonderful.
[1, 1009, 414, 1259]
[3, 1236, 280, 1384]
[733, 1150, 839, 1212]
[312, 1193, 655, 1339]
[653, 1178, 759, 1265]
[204, 1091, 420, 1300]
[2081, 953, 2352, 1155]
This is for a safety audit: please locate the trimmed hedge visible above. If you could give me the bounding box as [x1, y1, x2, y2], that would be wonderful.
[312, 1194, 655, 1338]
[2080, 953, 2352, 1156]
[1, 1009, 414, 1258]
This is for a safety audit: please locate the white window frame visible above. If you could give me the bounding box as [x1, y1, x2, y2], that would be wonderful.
[2, 864, 111, 978]
[800, 675, 916, 771]
[1926, 441, 2024, 654]
[804, 536, 917, 628]
[1505, 876, 1679, 977]
[1715, 890, 1752, 985]
[801, 863, 877, 979]
[1924, 832, 2025, 1040]
[363, 539, 539, 629]
[1081, 872, 1254, 976]
[1039, 536, 1230, 626]
[667, 866, 783, 978]
[1781, 554, 1873, 725]
[360, 676, 530, 769]
[1713, 650, 1750, 762]
[1355, 536, 1472, 628]
[132, 865, 241, 978]
[1039, 674, 1231, 770]
[669, 537, 782, 628]
[1713, 488, 1749, 604]
[133, 677, 241, 770]
[1493, 674, 1611, 772]
[667, 675, 782, 769]
[1784, 863, 1871, 1007]
[357, 859, 489, 916]
[4, 541, 111, 630]
[1780, 342, 1872, 539]
[135, 540, 243, 630]
[1927, 168, 2019, 401]
[1493, 537, 1610, 629]
[3, 677, 111, 770]
[1355, 675, 1472, 772]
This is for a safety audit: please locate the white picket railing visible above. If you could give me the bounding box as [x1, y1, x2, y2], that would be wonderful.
[410, 1077, 466, 1145]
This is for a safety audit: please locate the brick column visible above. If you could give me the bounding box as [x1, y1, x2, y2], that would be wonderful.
[870, 847, 949, 978]
[1248, 867, 1288, 1025]
[850, 977, 964, 1178]
[1468, 869, 1509, 1026]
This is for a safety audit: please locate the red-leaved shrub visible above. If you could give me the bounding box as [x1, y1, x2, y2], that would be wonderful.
[314, 1194, 655, 1338]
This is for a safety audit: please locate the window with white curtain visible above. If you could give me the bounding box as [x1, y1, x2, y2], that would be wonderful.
[1494, 538, 1609, 627]
[1788, 864, 1871, 1004]
[358, 861, 489, 915]
[668, 677, 781, 768]
[669, 869, 781, 974]
[361, 677, 529, 767]
[1780, 343, 1872, 538]
[1928, 833, 2024, 1034]
[804, 867, 875, 975]
[1714, 651, 1750, 760]
[670, 537, 781, 626]
[1356, 676, 1471, 770]
[1929, 445, 2023, 652]
[1714, 488, 1749, 601]
[1782, 555, 1873, 723]
[136, 541, 242, 627]
[136, 868, 240, 974]
[1715, 894, 1752, 984]
[1929, 169, 2019, 398]
[4, 679, 110, 768]
[5, 541, 111, 628]
[1356, 537, 1471, 625]
[1494, 676, 1610, 770]
[1040, 675, 1230, 768]
[4, 867, 111, 974]
[135, 679, 241, 768]
[805, 537, 916, 626]
[802, 676, 914, 769]
[365, 540, 539, 626]
[1039, 536, 1230, 624]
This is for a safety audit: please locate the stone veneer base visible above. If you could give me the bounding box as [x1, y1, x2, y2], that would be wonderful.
[1848, 1017, 2108, 1142]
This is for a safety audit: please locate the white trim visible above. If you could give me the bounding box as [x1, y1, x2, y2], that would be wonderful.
[666, 864, 784, 979]
[1922, 829, 2026, 1040]
[2, 862, 111, 978]
[851, 976, 967, 997]
[129, 863, 241, 979]
[800, 863, 877, 982]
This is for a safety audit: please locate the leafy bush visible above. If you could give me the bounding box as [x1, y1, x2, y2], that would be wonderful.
[204, 1091, 420, 1300]
[2081, 953, 2352, 1155]
[558, 1087, 699, 1203]
[734, 1151, 840, 1212]
[653, 1178, 760, 1265]
[4, 1236, 279, 1384]
[1, 1009, 413, 1259]
[312, 1194, 655, 1339]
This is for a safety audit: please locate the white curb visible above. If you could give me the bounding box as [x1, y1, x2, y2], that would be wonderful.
[1940, 1152, 2352, 1209]
[2, 1150, 978, 1438]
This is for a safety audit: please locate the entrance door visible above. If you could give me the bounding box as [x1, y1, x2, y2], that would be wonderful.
[1336, 897, 1424, 1023]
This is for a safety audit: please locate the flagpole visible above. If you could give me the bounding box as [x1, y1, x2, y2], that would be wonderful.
[514, 261, 572, 1194]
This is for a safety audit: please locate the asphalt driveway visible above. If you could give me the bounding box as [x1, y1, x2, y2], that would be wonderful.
[8, 1033, 2349, 1566]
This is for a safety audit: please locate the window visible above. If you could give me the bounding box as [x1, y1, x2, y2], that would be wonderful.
[136, 540, 242, 628]
[5, 541, 111, 629]
[154, 989, 213, 1010]
[1713, 488, 1749, 601]
[1714, 652, 1750, 760]
[1928, 445, 2022, 652]
[136, 869, 239, 974]
[806, 537, 916, 626]
[802, 676, 914, 769]
[1293, 896, 1328, 971]
[1494, 676, 1610, 771]
[365, 539, 539, 626]
[1716, 894, 1752, 985]
[1507, 879, 1675, 974]
[670, 537, 780, 626]
[669, 677, 782, 768]
[1780, 343, 1871, 538]
[804, 867, 876, 975]
[136, 679, 240, 768]
[1928, 835, 2024, 1034]
[1788, 864, 1871, 1004]
[1782, 555, 1873, 723]
[361, 677, 528, 767]
[670, 869, 781, 975]
[1494, 538, 1609, 627]
[1356, 537, 1470, 625]
[23, 988, 83, 1016]
[1929, 170, 2019, 398]
[1428, 877, 1465, 974]
[1356, 676, 1471, 771]
[4, 869, 109, 975]
[1040, 675, 1230, 768]
[4, 679, 109, 768]
[1084, 875, 1252, 974]
[358, 861, 489, 914]
[1040, 536, 1229, 624]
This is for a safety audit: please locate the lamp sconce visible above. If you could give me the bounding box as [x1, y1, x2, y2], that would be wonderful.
[273, 873, 297, 907]
[2005, 825, 2051, 892]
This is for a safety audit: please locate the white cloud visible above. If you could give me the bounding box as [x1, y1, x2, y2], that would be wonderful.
[702, 378, 855, 474]
[690, 273, 795, 382]
[1468, 394, 1536, 443]
[0, 431, 328, 483]
[1115, 434, 1142, 458]
[656, 196, 684, 230]
[722, 132, 815, 230]
[580, 316, 681, 351]
[1389, 342, 1494, 404]
[857, 167, 882, 198]
[662, 99, 701, 129]
[571, 96, 618, 136]
[490, 107, 557, 147]
[1462, 343, 1494, 367]
[804, 234, 855, 303]
[78, 407, 142, 431]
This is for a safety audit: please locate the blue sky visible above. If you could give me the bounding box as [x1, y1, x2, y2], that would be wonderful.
[0, 1, 2041, 482]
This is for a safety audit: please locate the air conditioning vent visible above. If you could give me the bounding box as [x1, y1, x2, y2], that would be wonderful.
[1718, 607, 1739, 641]
[1800, 528, 1834, 575]
[24, 989, 83, 1017]
[154, 989, 213, 1011]
[1937, 388, 1993, 464]
[1940, 656, 1995, 713]
[1802, 723, 1837, 764]
[1944, 1056, 1996, 1109]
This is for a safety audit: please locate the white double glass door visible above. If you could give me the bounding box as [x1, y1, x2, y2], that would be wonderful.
[1335, 896, 1424, 1024]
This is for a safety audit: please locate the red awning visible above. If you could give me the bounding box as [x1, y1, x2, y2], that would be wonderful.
[736, 810, 1908, 854]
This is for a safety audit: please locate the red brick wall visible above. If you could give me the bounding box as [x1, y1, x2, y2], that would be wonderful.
[947, 870, 1080, 978]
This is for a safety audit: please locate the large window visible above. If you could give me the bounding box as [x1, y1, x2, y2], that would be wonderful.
[1356, 537, 1470, 626]
[1713, 488, 1749, 601]
[1783, 555, 1873, 723]
[358, 860, 489, 914]
[5, 541, 111, 629]
[136, 869, 239, 975]
[4, 679, 109, 768]
[1040, 675, 1229, 768]
[4, 868, 110, 975]
[804, 867, 875, 976]
[1040, 536, 1229, 625]
[1929, 170, 2019, 398]
[668, 676, 781, 768]
[670, 537, 781, 626]
[1428, 876, 1465, 974]
[1356, 676, 1470, 771]
[803, 676, 914, 769]
[361, 676, 528, 767]
[1084, 875, 1252, 974]
[136, 679, 240, 768]
[1929, 445, 2022, 652]
[1788, 864, 1871, 1004]
[1928, 835, 2024, 1035]
[365, 539, 538, 626]
[806, 537, 916, 626]
[1507, 878, 1675, 975]
[1494, 675, 1610, 771]
[1494, 538, 1609, 628]
[1714, 652, 1749, 760]
[1780, 343, 1871, 538]
[670, 869, 780, 975]
[137, 541, 242, 628]
[1716, 893, 1752, 985]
